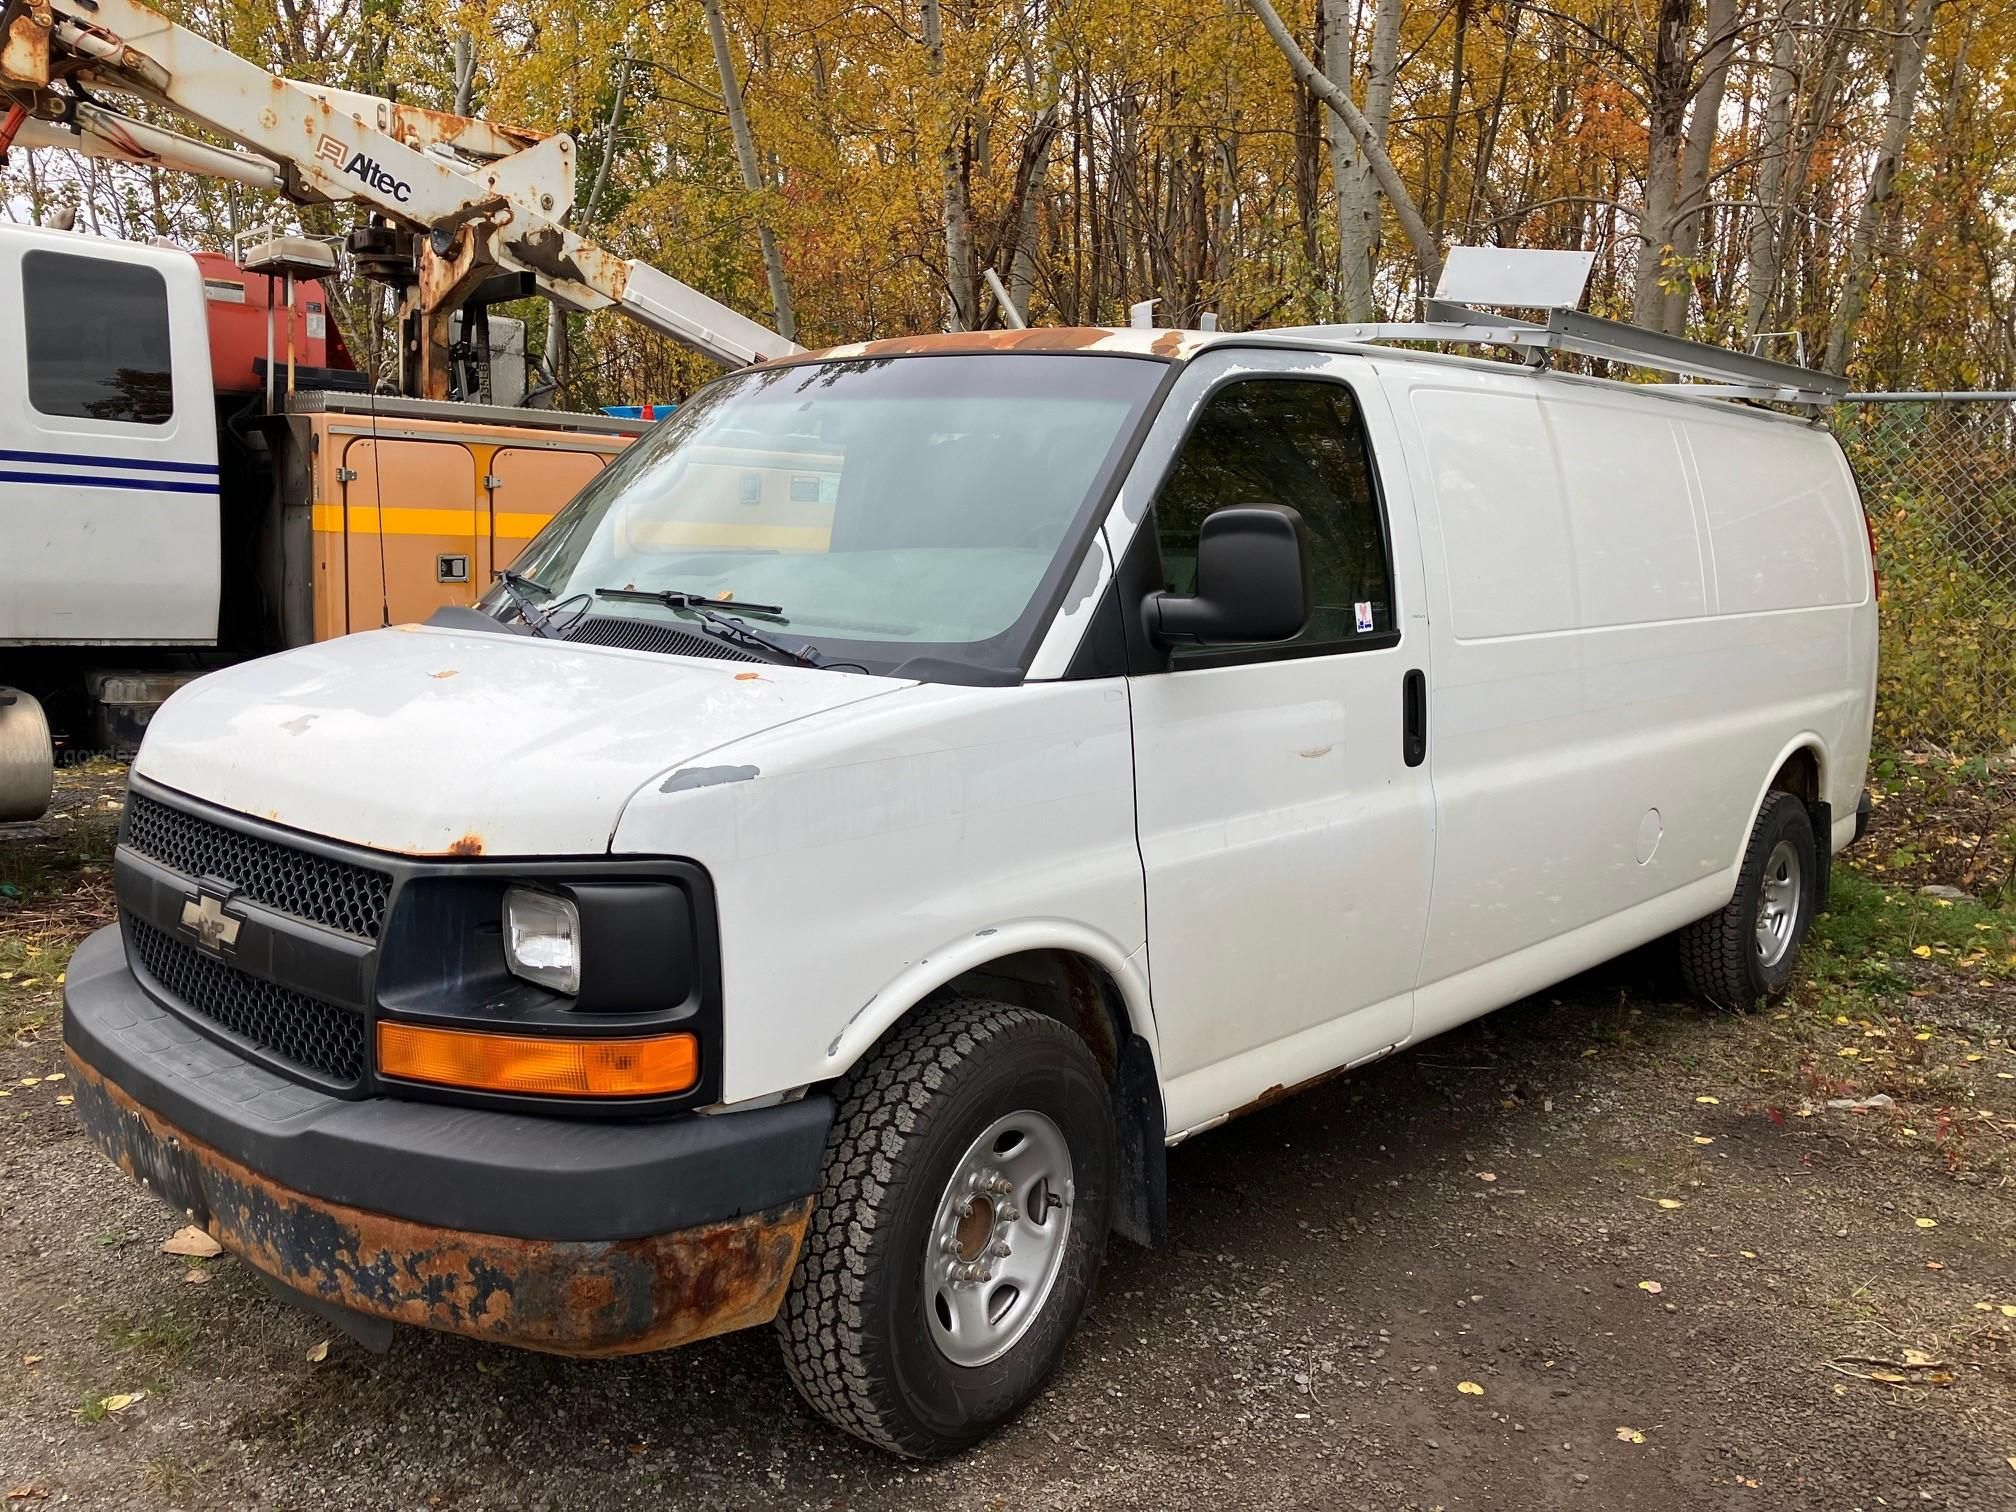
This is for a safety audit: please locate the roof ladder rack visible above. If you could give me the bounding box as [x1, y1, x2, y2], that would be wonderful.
[1269, 303, 1847, 408]
[1264, 248, 1847, 408]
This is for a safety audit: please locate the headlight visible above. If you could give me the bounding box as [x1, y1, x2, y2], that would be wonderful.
[503, 886, 580, 995]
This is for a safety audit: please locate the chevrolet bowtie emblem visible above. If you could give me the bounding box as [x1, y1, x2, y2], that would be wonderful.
[180, 890, 243, 953]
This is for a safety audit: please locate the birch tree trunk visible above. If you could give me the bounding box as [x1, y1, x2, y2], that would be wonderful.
[922, 0, 979, 330]
[1825, 0, 1936, 373]
[1744, 0, 1800, 336]
[1319, 0, 1372, 318]
[1249, 0, 1441, 298]
[702, 0, 796, 342]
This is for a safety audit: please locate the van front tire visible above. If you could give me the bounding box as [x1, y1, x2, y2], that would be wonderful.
[776, 999, 1116, 1458]
[1679, 791, 1819, 1011]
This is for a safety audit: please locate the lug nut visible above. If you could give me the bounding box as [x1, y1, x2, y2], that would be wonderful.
[997, 1203, 1020, 1223]
[990, 1241, 1011, 1257]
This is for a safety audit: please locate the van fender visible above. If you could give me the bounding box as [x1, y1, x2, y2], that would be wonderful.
[1731, 731, 1831, 903]
[817, 918, 1168, 1248]
[820, 918, 1158, 1076]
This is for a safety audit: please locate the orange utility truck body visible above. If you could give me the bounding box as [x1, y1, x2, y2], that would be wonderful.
[287, 395, 642, 638]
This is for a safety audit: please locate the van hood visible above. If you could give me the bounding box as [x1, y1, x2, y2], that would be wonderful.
[132, 625, 908, 856]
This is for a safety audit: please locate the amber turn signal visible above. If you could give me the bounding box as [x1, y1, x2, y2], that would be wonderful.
[377, 1022, 700, 1097]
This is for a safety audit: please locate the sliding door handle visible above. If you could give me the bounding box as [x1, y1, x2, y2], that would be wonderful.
[1402, 669, 1427, 768]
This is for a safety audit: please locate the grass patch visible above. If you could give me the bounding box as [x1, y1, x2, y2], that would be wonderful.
[1808, 867, 2016, 983]
[100, 1311, 199, 1369]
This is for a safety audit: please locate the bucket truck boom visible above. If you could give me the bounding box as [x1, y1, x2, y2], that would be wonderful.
[1, 0, 801, 395]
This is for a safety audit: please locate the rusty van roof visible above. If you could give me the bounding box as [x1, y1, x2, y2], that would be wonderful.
[765, 327, 1217, 366]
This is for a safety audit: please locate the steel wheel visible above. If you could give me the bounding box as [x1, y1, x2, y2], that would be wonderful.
[922, 1109, 1075, 1369]
[1754, 837, 1803, 968]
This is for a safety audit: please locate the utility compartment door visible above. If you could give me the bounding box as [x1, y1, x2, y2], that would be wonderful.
[339, 438, 478, 630]
[0, 236, 220, 643]
[486, 445, 608, 579]
[1120, 350, 1434, 1137]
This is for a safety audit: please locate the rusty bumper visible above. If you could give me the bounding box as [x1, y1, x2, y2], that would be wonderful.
[69, 1054, 811, 1356]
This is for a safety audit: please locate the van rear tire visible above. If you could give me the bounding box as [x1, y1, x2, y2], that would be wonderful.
[775, 999, 1115, 1458]
[1678, 791, 1818, 1011]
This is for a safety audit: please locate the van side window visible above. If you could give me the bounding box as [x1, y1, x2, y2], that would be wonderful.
[1153, 378, 1394, 657]
[23, 251, 176, 427]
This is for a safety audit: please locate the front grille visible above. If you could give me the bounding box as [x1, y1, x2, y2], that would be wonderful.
[563, 614, 763, 662]
[123, 791, 392, 941]
[127, 917, 366, 1086]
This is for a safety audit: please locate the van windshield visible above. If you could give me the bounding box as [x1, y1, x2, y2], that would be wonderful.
[498, 354, 1164, 675]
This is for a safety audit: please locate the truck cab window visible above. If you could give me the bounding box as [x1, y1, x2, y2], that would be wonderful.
[1153, 377, 1394, 655]
[23, 251, 175, 426]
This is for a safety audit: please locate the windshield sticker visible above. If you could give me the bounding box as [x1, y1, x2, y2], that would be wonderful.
[1355, 601, 1375, 633]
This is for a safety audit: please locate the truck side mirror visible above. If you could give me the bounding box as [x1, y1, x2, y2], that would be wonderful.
[1149, 504, 1312, 647]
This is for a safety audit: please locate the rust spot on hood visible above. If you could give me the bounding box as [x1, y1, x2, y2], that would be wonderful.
[447, 834, 484, 856]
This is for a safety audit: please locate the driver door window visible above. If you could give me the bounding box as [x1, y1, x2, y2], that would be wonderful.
[1154, 378, 1395, 658]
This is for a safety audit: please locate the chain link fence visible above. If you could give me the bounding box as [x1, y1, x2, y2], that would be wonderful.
[1834, 396, 2016, 754]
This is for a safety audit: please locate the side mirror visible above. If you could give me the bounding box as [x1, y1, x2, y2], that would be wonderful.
[1149, 504, 1312, 646]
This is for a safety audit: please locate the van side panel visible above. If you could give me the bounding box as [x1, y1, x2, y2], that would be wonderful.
[1386, 363, 1874, 1043]
[1689, 414, 1860, 614]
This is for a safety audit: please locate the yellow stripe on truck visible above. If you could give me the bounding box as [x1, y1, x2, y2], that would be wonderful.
[312, 507, 829, 550]
[311, 504, 505, 536]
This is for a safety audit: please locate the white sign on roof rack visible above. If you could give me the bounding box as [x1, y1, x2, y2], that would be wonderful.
[1434, 246, 1595, 310]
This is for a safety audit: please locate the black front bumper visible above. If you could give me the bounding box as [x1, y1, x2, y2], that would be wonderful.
[63, 926, 833, 1354]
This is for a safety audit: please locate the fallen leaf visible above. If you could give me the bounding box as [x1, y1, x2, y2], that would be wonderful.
[19, 1355, 41, 1367]
[97, 1392, 143, 1414]
[1913, 945, 1933, 958]
[182, 1268, 211, 1286]
[1740, 1251, 1757, 1259]
[1869, 1370, 1909, 1384]
[161, 1226, 221, 1258]
[1915, 1217, 1939, 1229]
[1901, 1348, 1936, 1367]
[1457, 1380, 1484, 1395]
[5, 1486, 47, 1502]
[1476, 1172, 1497, 1183]
[1692, 1135, 1714, 1145]
[306, 1340, 329, 1363]
[1915, 1031, 1933, 1041]
[16, 1078, 38, 1088]
[1926, 1261, 1945, 1270]
[1616, 1426, 1646, 1444]
[1695, 1095, 1720, 1105]
[1638, 1280, 1664, 1294]
[1655, 1198, 1684, 1210]
[43, 1072, 62, 1082]
[2001, 1304, 2016, 1318]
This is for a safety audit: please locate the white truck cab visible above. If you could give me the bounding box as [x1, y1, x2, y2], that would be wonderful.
[62, 326, 1877, 1457]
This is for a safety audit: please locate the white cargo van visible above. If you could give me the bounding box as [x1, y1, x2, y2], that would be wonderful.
[62, 315, 1876, 1457]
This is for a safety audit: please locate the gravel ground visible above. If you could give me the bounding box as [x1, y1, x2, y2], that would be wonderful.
[2, 764, 2013, 1510]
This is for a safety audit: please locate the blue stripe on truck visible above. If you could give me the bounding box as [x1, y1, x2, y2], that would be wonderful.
[0, 469, 220, 495]
[0, 447, 219, 476]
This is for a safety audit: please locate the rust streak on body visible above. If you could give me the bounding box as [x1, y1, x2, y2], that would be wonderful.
[446, 833, 483, 856]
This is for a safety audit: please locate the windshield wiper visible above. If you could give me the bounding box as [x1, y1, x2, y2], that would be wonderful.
[593, 587, 822, 667]
[495, 569, 563, 639]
